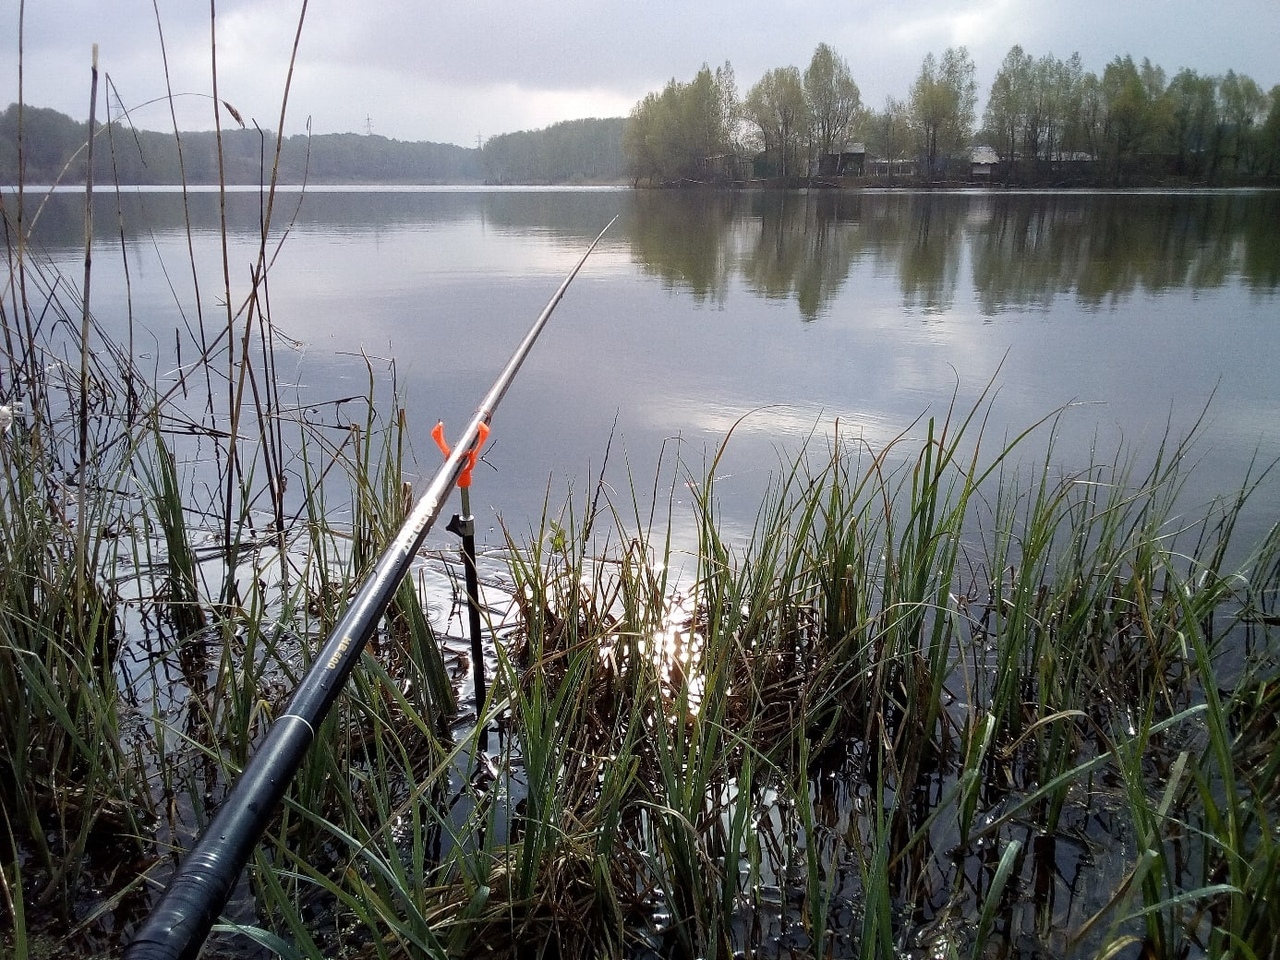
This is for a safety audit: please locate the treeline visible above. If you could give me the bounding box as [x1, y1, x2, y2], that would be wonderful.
[0, 104, 483, 184]
[0, 104, 627, 185]
[480, 118, 626, 183]
[982, 49, 1278, 182]
[624, 44, 1280, 186]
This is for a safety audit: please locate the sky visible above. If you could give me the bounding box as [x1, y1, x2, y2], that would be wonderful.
[5, 0, 1279, 148]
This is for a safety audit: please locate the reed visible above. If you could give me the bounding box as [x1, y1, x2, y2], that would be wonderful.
[0, 231, 150, 923]
[295, 400, 1263, 959]
[2, 8, 459, 955]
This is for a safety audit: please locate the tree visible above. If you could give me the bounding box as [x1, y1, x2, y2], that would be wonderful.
[983, 48, 1091, 179]
[803, 43, 862, 163]
[713, 61, 742, 149]
[1162, 69, 1218, 178]
[1072, 70, 1106, 164]
[1099, 55, 1161, 182]
[982, 46, 1031, 164]
[622, 90, 666, 185]
[1262, 85, 1280, 177]
[909, 47, 977, 178]
[623, 63, 738, 185]
[867, 96, 910, 165]
[1041, 53, 1087, 168]
[1218, 70, 1267, 175]
[743, 66, 808, 178]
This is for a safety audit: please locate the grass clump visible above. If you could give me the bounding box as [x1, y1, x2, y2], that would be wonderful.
[195, 396, 1267, 960]
[2, 57, 457, 957]
[377, 399, 1276, 960]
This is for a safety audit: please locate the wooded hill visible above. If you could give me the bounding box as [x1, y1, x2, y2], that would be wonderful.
[0, 104, 628, 186]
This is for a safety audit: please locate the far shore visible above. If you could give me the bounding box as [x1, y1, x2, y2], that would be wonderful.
[7, 178, 1280, 192]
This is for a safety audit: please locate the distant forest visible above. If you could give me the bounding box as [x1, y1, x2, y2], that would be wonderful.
[0, 104, 628, 186]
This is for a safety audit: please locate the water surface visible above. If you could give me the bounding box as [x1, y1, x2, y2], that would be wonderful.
[18, 186, 1280, 558]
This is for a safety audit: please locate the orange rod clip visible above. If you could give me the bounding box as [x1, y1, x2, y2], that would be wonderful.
[431, 421, 450, 458]
[432, 420, 490, 489]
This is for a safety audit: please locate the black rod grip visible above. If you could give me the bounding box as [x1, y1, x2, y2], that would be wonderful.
[126, 716, 314, 960]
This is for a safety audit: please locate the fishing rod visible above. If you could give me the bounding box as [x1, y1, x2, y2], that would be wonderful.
[124, 217, 617, 960]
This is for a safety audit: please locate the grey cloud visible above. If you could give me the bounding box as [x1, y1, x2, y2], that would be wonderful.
[4, 0, 1277, 147]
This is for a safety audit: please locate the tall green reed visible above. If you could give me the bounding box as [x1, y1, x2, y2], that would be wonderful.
[3, 7, 466, 953]
[134, 390, 1274, 960]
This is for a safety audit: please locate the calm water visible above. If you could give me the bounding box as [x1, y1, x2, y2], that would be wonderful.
[17, 186, 1280, 559]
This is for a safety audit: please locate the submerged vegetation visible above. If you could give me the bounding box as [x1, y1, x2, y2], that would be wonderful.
[4, 8, 1280, 960]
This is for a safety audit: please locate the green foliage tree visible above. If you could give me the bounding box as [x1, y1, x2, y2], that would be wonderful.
[803, 43, 862, 162]
[1262, 85, 1280, 177]
[1162, 68, 1219, 178]
[866, 96, 911, 166]
[621, 44, 1276, 188]
[1042, 54, 1088, 165]
[1098, 55, 1161, 182]
[908, 47, 977, 178]
[622, 63, 738, 185]
[982, 48, 1092, 179]
[622, 90, 666, 185]
[1073, 71, 1107, 164]
[1218, 70, 1268, 176]
[743, 66, 808, 178]
[982, 46, 1033, 171]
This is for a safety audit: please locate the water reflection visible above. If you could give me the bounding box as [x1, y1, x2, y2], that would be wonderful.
[624, 189, 1280, 320]
[15, 187, 1277, 321]
[622, 189, 1279, 320]
[967, 191, 1278, 311]
[9, 185, 1277, 556]
[740, 193, 868, 320]
[629, 191, 739, 305]
[897, 194, 966, 315]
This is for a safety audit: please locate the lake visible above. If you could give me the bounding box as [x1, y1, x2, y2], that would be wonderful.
[18, 185, 1280, 562]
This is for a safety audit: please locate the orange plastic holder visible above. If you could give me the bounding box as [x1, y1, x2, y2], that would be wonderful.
[432, 420, 490, 489]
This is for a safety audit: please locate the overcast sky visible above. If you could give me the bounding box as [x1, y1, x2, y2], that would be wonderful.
[6, 0, 1279, 148]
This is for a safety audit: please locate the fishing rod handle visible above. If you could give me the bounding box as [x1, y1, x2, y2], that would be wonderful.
[124, 717, 314, 960]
